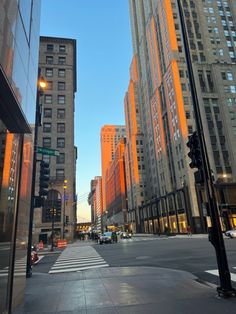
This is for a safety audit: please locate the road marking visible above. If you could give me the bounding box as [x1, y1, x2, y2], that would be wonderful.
[205, 269, 236, 282]
[49, 246, 109, 274]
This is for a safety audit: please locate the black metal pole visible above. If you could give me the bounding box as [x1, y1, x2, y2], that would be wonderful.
[51, 190, 55, 251]
[63, 187, 65, 239]
[26, 70, 41, 278]
[177, 0, 235, 297]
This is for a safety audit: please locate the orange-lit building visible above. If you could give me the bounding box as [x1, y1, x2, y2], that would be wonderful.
[124, 56, 147, 232]
[105, 138, 128, 230]
[100, 125, 126, 213]
[129, 0, 236, 233]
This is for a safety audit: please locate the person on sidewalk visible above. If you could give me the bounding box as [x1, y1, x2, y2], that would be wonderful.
[187, 225, 192, 237]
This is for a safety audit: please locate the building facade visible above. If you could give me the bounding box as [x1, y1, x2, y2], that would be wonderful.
[88, 176, 102, 232]
[128, 0, 236, 233]
[100, 125, 126, 213]
[105, 138, 128, 230]
[0, 1, 41, 313]
[124, 56, 148, 233]
[33, 36, 77, 243]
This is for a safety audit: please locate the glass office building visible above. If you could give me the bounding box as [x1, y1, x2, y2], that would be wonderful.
[0, 1, 41, 313]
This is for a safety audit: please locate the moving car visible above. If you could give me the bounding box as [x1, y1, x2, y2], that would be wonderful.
[120, 232, 132, 239]
[99, 232, 117, 244]
[225, 229, 236, 238]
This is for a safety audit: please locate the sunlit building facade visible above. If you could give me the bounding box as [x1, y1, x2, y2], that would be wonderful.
[88, 176, 102, 232]
[124, 56, 147, 233]
[0, 1, 41, 312]
[129, 0, 236, 233]
[100, 125, 126, 213]
[105, 138, 128, 230]
[34, 36, 77, 243]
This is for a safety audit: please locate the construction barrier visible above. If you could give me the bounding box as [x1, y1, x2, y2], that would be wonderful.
[57, 239, 67, 248]
[38, 241, 44, 249]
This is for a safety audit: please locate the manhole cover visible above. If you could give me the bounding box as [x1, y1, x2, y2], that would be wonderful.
[135, 256, 151, 260]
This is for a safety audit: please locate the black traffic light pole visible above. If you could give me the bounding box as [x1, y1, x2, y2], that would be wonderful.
[26, 70, 42, 278]
[177, 0, 235, 297]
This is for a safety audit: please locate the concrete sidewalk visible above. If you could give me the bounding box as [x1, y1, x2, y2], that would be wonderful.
[14, 266, 236, 314]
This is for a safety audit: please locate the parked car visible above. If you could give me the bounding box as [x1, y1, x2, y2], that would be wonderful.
[225, 229, 236, 238]
[120, 232, 132, 239]
[99, 232, 117, 244]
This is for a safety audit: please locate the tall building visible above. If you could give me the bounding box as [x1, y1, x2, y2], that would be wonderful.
[124, 56, 147, 232]
[105, 138, 128, 230]
[100, 125, 126, 212]
[88, 176, 102, 232]
[0, 1, 41, 312]
[33, 36, 77, 243]
[129, 0, 236, 233]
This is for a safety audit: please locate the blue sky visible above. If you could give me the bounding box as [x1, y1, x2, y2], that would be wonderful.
[40, 0, 133, 221]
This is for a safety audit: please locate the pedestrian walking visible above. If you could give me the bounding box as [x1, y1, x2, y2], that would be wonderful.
[187, 225, 192, 237]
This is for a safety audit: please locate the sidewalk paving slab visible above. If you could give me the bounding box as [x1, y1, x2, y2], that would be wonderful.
[14, 266, 236, 314]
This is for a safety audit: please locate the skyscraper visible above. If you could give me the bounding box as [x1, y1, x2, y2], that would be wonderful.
[0, 1, 41, 312]
[128, 0, 236, 233]
[100, 125, 126, 212]
[34, 36, 77, 242]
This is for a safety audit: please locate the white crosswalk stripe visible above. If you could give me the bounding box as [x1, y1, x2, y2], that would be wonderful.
[49, 246, 109, 274]
[205, 268, 236, 282]
[0, 257, 26, 277]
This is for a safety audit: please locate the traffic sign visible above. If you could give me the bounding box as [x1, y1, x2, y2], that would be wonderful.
[37, 146, 60, 156]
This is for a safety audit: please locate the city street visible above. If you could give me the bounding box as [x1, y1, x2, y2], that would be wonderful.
[14, 236, 236, 314]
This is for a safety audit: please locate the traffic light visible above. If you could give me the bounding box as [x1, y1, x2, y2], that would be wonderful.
[66, 215, 69, 225]
[186, 131, 202, 169]
[39, 161, 50, 196]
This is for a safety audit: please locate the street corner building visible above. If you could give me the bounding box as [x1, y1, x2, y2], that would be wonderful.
[0, 1, 41, 313]
[128, 0, 236, 234]
[33, 36, 77, 245]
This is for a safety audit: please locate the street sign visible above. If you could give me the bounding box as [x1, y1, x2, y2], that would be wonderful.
[37, 146, 60, 156]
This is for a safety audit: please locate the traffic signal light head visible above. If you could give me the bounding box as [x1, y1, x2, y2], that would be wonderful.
[186, 131, 202, 169]
[39, 161, 50, 196]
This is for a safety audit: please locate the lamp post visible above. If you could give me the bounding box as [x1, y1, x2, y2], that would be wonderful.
[63, 179, 67, 239]
[26, 69, 47, 278]
[177, 0, 235, 297]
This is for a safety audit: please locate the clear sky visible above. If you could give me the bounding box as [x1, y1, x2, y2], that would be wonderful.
[40, 0, 133, 222]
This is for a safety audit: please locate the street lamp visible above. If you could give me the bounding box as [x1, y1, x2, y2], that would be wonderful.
[177, 0, 235, 297]
[26, 68, 47, 278]
[63, 179, 67, 239]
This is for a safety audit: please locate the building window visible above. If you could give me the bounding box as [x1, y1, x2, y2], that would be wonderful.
[47, 44, 54, 52]
[58, 69, 65, 77]
[58, 81, 65, 90]
[47, 81, 53, 90]
[58, 57, 66, 64]
[43, 155, 50, 163]
[57, 123, 65, 133]
[57, 153, 65, 164]
[44, 108, 52, 118]
[57, 138, 65, 148]
[56, 169, 64, 179]
[57, 109, 65, 119]
[58, 95, 65, 104]
[59, 45, 66, 53]
[186, 111, 191, 119]
[43, 137, 51, 148]
[45, 68, 53, 77]
[43, 123, 51, 133]
[44, 95, 52, 104]
[46, 56, 53, 64]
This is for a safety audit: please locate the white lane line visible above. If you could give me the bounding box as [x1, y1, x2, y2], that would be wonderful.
[51, 260, 107, 270]
[205, 269, 236, 282]
[49, 264, 109, 274]
[57, 256, 100, 262]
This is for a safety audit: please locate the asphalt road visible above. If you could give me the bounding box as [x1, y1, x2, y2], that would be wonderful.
[94, 236, 236, 286]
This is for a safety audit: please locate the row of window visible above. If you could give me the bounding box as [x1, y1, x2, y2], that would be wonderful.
[45, 94, 65, 104]
[46, 44, 66, 53]
[44, 108, 65, 119]
[43, 137, 65, 148]
[43, 123, 65, 133]
[45, 68, 66, 77]
[43, 153, 65, 165]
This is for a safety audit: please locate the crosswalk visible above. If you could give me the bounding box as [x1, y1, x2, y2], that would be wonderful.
[0, 257, 26, 277]
[205, 267, 236, 282]
[49, 245, 109, 274]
